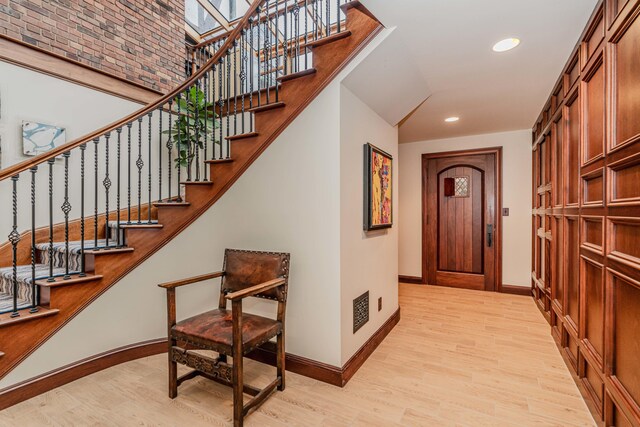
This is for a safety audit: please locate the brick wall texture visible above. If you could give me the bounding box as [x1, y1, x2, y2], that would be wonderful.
[0, 0, 186, 93]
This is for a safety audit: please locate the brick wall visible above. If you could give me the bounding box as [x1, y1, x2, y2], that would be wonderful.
[0, 0, 185, 93]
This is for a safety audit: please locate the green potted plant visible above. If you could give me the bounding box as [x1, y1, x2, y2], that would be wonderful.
[164, 85, 219, 170]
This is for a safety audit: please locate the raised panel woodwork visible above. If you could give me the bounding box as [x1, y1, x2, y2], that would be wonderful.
[583, 7, 605, 67]
[553, 115, 564, 207]
[582, 169, 605, 205]
[609, 270, 640, 414]
[534, 2, 640, 423]
[583, 357, 605, 419]
[581, 257, 605, 363]
[566, 217, 581, 332]
[612, 8, 640, 150]
[566, 92, 581, 205]
[582, 57, 605, 164]
[608, 152, 640, 205]
[607, 217, 640, 269]
[582, 216, 604, 254]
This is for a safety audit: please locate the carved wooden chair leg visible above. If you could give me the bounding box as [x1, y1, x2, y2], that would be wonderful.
[277, 332, 285, 391]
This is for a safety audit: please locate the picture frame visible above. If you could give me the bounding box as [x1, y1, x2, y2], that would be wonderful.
[22, 121, 66, 157]
[363, 143, 393, 231]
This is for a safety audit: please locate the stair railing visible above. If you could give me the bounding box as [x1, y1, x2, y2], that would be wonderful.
[0, 0, 352, 316]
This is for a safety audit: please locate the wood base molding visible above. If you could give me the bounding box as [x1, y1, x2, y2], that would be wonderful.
[248, 307, 401, 387]
[0, 34, 162, 104]
[0, 338, 166, 411]
[500, 284, 533, 296]
[0, 308, 401, 410]
[398, 275, 424, 284]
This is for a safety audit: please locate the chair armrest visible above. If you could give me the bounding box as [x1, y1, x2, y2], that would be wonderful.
[225, 278, 286, 301]
[158, 271, 224, 289]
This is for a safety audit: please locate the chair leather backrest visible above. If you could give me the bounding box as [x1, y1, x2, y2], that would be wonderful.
[221, 249, 290, 301]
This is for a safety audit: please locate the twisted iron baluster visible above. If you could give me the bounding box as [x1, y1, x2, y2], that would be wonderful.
[137, 117, 143, 223]
[337, 0, 341, 32]
[218, 58, 224, 159]
[264, 2, 271, 103]
[46, 158, 55, 280]
[148, 112, 153, 222]
[103, 133, 111, 248]
[326, 0, 330, 36]
[249, 20, 255, 131]
[233, 40, 238, 135]
[9, 175, 20, 317]
[159, 108, 163, 200]
[241, 29, 247, 134]
[293, 2, 300, 73]
[62, 151, 72, 278]
[167, 100, 174, 201]
[116, 128, 122, 246]
[226, 50, 231, 156]
[79, 144, 87, 276]
[30, 166, 38, 311]
[257, 10, 262, 108]
[185, 88, 192, 182]
[305, 0, 309, 69]
[194, 85, 200, 182]
[176, 93, 183, 200]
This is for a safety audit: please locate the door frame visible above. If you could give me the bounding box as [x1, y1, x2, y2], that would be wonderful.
[421, 147, 503, 292]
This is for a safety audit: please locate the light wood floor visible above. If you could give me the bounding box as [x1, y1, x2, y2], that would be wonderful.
[0, 284, 596, 426]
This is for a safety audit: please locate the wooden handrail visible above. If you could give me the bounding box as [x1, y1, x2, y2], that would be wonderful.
[0, 0, 264, 182]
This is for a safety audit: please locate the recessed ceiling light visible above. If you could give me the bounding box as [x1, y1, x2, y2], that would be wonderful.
[492, 38, 521, 52]
[444, 117, 460, 123]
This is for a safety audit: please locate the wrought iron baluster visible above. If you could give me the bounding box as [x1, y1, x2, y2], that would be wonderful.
[249, 20, 255, 131]
[326, 0, 330, 36]
[148, 112, 153, 222]
[103, 133, 111, 248]
[80, 144, 87, 276]
[203, 71, 209, 173]
[337, 0, 341, 32]
[257, 13, 262, 108]
[62, 151, 72, 278]
[127, 122, 132, 223]
[176, 93, 183, 198]
[264, 2, 271, 104]
[275, 0, 280, 101]
[218, 58, 224, 159]
[93, 138, 99, 248]
[9, 175, 20, 317]
[48, 158, 56, 279]
[233, 41, 238, 136]
[226, 50, 231, 156]
[194, 85, 200, 182]
[167, 99, 174, 201]
[116, 128, 122, 246]
[137, 117, 143, 223]
[305, 0, 309, 69]
[241, 30, 247, 133]
[185, 88, 192, 182]
[30, 166, 38, 311]
[283, 2, 289, 76]
[294, 2, 300, 73]
[158, 108, 163, 200]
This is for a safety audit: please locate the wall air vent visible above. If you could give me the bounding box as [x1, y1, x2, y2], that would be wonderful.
[353, 291, 369, 333]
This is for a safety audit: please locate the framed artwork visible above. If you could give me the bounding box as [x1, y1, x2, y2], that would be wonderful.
[22, 121, 66, 156]
[364, 143, 392, 231]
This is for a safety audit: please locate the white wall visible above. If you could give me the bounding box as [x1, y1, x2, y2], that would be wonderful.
[339, 86, 398, 365]
[398, 130, 532, 287]
[0, 29, 401, 387]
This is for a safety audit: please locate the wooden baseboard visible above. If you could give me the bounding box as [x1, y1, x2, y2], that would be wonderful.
[0, 308, 401, 409]
[248, 307, 401, 387]
[398, 275, 424, 284]
[0, 338, 166, 410]
[500, 284, 533, 296]
[0, 34, 162, 104]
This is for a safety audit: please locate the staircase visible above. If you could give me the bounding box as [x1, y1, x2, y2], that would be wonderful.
[0, 0, 381, 379]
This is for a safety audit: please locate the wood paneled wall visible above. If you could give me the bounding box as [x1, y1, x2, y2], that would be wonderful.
[531, 1, 640, 425]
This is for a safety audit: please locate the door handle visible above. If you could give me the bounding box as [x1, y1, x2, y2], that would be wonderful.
[487, 224, 493, 247]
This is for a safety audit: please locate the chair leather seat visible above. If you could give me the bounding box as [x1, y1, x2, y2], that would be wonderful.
[172, 308, 282, 354]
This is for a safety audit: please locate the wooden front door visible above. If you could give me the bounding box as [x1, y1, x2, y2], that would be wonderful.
[423, 149, 501, 291]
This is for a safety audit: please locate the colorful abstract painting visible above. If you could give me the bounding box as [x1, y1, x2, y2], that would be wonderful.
[22, 121, 66, 156]
[364, 143, 392, 230]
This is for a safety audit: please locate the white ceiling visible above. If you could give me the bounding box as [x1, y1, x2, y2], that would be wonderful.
[356, 0, 599, 143]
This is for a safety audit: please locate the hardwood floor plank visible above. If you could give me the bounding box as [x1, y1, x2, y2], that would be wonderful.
[0, 284, 596, 426]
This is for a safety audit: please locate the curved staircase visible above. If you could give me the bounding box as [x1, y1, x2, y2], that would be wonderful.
[0, 0, 381, 382]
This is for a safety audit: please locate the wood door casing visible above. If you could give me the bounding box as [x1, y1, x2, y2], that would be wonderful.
[422, 148, 502, 292]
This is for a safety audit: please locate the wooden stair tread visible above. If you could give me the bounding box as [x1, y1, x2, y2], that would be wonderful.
[226, 132, 259, 141]
[340, 0, 379, 24]
[205, 158, 235, 164]
[0, 307, 59, 328]
[180, 180, 214, 185]
[35, 274, 103, 288]
[153, 201, 191, 207]
[305, 31, 352, 49]
[277, 68, 316, 83]
[114, 222, 163, 229]
[247, 102, 285, 114]
[84, 247, 135, 255]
